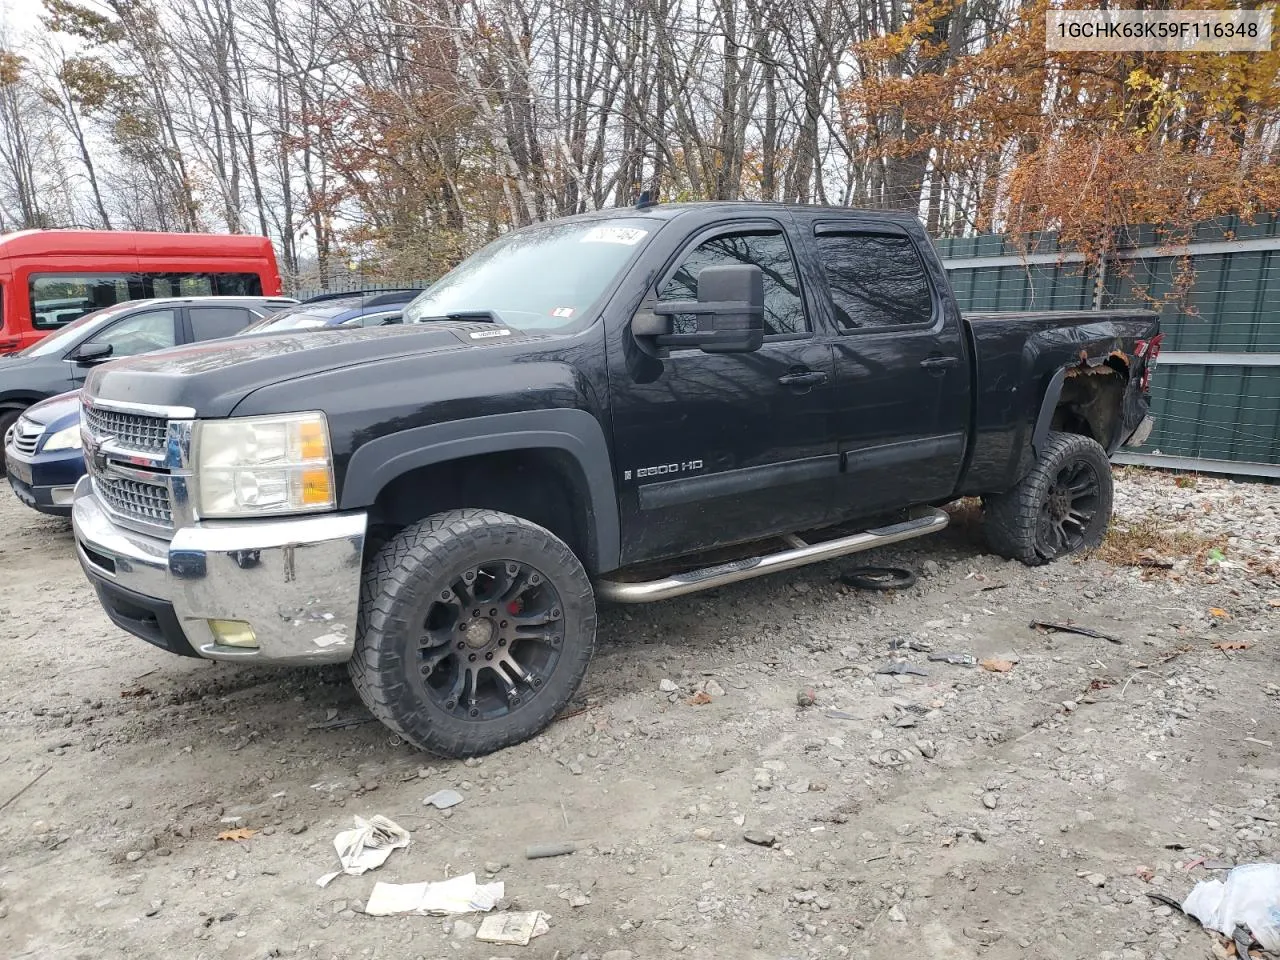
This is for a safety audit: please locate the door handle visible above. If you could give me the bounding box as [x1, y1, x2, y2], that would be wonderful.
[919, 356, 959, 374]
[777, 370, 829, 387]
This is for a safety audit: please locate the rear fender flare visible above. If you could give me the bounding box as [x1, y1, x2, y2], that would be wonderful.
[339, 408, 620, 573]
[1030, 367, 1068, 460]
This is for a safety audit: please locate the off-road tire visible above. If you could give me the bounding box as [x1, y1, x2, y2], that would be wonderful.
[983, 431, 1113, 566]
[349, 508, 596, 757]
[0, 409, 21, 476]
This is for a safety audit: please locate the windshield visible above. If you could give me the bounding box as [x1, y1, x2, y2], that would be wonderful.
[403, 218, 654, 331]
[20, 305, 132, 357]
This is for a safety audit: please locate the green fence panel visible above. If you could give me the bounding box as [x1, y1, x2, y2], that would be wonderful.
[1144, 365, 1280, 465]
[941, 217, 1280, 475]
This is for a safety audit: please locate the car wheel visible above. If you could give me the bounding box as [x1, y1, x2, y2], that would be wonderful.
[349, 508, 596, 757]
[982, 431, 1114, 566]
[0, 409, 22, 476]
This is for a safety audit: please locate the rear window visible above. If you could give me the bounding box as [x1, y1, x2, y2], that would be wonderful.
[29, 272, 264, 329]
[190, 306, 255, 341]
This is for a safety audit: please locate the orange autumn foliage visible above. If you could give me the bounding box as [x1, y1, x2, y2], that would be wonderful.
[843, 0, 1280, 259]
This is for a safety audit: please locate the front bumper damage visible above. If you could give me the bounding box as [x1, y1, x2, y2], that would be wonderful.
[72, 477, 366, 664]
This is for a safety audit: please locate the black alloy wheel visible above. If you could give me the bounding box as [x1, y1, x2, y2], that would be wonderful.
[982, 430, 1115, 566]
[1036, 459, 1101, 557]
[350, 508, 596, 757]
[417, 559, 564, 721]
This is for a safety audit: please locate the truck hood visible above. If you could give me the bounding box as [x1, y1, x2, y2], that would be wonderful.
[84, 322, 528, 417]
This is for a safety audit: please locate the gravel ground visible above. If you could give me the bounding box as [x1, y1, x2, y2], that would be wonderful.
[1, 468, 1278, 960]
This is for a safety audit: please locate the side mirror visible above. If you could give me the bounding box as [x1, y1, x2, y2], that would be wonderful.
[635, 264, 765, 355]
[71, 342, 113, 365]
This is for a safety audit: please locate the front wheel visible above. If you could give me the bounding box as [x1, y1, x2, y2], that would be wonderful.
[0, 409, 21, 476]
[349, 508, 596, 757]
[982, 431, 1114, 566]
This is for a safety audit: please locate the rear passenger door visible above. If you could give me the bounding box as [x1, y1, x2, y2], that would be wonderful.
[183, 305, 258, 344]
[802, 219, 969, 513]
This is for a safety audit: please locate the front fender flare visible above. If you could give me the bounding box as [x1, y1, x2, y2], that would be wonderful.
[339, 409, 620, 573]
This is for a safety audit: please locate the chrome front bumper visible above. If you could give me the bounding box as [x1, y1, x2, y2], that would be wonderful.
[72, 478, 367, 664]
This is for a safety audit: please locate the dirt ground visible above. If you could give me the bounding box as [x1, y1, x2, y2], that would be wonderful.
[2, 469, 1278, 960]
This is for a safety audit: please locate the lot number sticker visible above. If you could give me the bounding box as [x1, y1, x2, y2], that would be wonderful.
[580, 226, 648, 245]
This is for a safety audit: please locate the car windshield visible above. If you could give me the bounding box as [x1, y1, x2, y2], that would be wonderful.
[240, 303, 351, 333]
[403, 218, 654, 331]
[20, 305, 132, 357]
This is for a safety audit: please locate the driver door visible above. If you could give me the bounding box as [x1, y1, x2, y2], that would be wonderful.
[69, 308, 178, 385]
[609, 220, 839, 564]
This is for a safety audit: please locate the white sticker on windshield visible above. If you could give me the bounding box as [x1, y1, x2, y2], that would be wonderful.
[580, 226, 648, 246]
[551, 306, 575, 318]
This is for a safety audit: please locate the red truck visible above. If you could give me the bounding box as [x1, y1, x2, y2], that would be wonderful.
[0, 230, 283, 355]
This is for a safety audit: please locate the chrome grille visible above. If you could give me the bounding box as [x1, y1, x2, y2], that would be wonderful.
[83, 405, 168, 455]
[94, 475, 173, 527]
[7, 418, 40, 455]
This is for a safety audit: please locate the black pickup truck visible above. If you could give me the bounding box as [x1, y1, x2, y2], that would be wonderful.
[71, 202, 1160, 757]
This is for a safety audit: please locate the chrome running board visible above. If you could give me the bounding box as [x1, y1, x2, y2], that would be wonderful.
[596, 507, 949, 603]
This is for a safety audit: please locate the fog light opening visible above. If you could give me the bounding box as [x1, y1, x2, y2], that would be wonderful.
[208, 619, 258, 648]
[50, 486, 76, 505]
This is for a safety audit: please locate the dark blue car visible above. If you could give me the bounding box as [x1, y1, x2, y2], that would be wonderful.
[239, 289, 420, 333]
[4, 390, 83, 516]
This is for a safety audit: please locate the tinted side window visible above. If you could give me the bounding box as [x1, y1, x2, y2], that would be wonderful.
[660, 230, 806, 337]
[211, 273, 263, 296]
[30, 274, 131, 329]
[189, 306, 253, 341]
[94, 309, 177, 357]
[817, 233, 933, 330]
[144, 273, 263, 298]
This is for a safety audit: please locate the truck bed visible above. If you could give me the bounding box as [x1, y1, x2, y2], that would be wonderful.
[957, 308, 1161, 496]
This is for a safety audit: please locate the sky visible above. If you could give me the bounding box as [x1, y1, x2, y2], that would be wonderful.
[2, 0, 44, 43]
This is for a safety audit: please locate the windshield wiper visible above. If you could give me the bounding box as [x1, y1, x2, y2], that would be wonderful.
[416, 310, 505, 325]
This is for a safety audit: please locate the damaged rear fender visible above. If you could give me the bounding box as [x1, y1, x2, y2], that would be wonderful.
[1031, 350, 1148, 457]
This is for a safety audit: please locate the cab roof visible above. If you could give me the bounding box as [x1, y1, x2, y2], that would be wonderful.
[547, 201, 922, 225]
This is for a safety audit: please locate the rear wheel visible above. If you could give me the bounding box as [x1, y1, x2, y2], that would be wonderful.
[349, 508, 596, 757]
[983, 431, 1113, 566]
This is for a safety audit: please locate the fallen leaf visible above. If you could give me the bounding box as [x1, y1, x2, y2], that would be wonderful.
[1136, 865, 1155, 882]
[686, 691, 713, 706]
[979, 658, 1014, 673]
[120, 687, 151, 698]
[1209, 607, 1231, 619]
[216, 828, 258, 841]
[1267, 599, 1280, 608]
[1212, 641, 1251, 651]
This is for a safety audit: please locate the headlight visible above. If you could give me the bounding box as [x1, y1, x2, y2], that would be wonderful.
[194, 412, 335, 517]
[44, 424, 82, 451]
